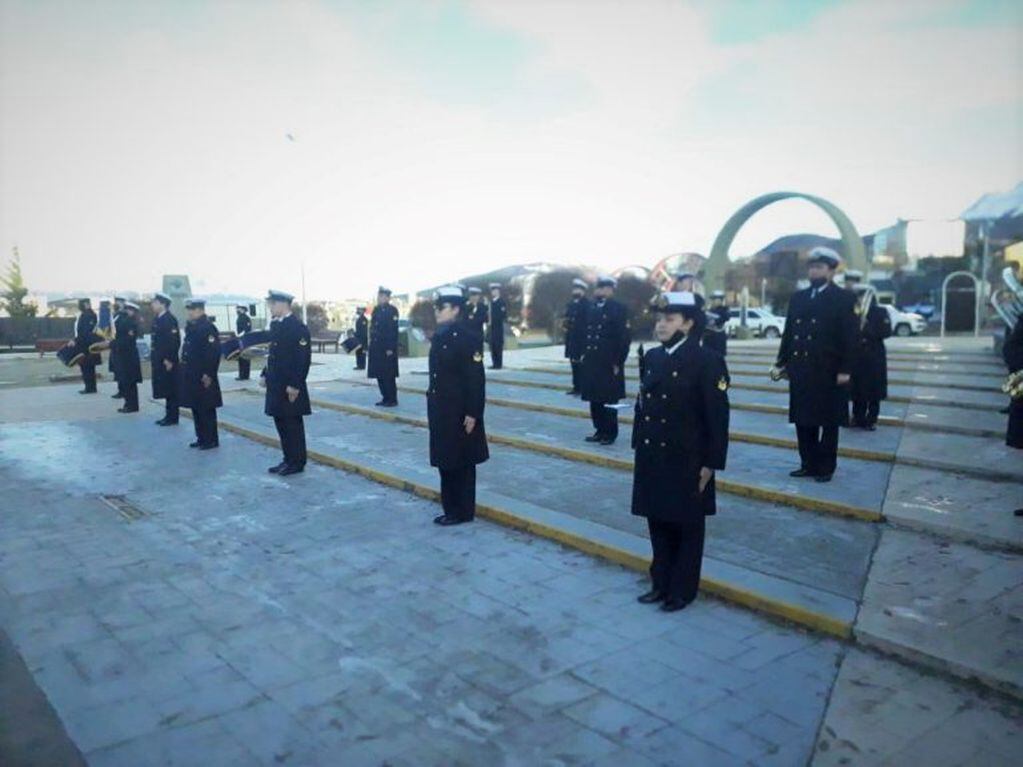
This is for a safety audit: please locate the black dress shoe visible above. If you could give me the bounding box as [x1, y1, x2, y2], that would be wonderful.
[380, 401, 398, 408]
[863, 423, 876, 431]
[433, 515, 469, 526]
[814, 473, 833, 483]
[111, 393, 124, 399]
[117, 406, 138, 413]
[159, 420, 178, 426]
[637, 589, 665, 604]
[268, 462, 287, 474]
[789, 468, 814, 478]
[79, 389, 96, 395]
[598, 437, 616, 445]
[278, 464, 304, 476]
[566, 389, 579, 396]
[660, 597, 691, 613]
[198, 442, 219, 450]
[584, 433, 603, 442]
[189, 441, 202, 448]
[1014, 508, 1023, 517]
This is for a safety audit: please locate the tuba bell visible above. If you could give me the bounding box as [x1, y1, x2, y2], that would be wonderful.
[992, 266, 1023, 329]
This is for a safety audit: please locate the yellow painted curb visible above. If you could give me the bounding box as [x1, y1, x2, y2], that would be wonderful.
[300, 395, 884, 523]
[191, 410, 852, 639]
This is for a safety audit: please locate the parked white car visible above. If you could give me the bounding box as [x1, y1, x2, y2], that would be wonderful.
[726, 308, 787, 339]
[884, 305, 927, 336]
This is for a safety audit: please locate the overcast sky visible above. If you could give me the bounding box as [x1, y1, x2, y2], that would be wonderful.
[2, 0, 1021, 300]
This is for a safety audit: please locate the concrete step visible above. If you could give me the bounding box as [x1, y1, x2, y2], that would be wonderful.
[545, 358, 1006, 391]
[854, 528, 1023, 700]
[302, 383, 889, 521]
[496, 367, 1007, 415]
[208, 398, 869, 639]
[706, 347, 1005, 366]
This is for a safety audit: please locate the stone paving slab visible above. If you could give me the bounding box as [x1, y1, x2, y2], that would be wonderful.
[0, 407, 848, 766]
[306, 380, 893, 516]
[214, 395, 879, 605]
[882, 464, 1023, 551]
[854, 527, 1023, 697]
[814, 648, 1023, 766]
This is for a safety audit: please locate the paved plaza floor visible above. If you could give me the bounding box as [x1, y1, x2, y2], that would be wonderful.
[1, 338, 1020, 766]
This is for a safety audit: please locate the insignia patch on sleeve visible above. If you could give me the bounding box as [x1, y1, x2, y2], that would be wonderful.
[208, 335, 216, 343]
[299, 337, 308, 346]
[472, 351, 483, 363]
[717, 376, 728, 391]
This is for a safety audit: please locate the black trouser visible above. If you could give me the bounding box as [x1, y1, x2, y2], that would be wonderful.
[439, 465, 476, 521]
[80, 363, 97, 392]
[164, 395, 179, 423]
[851, 399, 879, 426]
[569, 360, 581, 392]
[490, 340, 503, 369]
[274, 415, 307, 467]
[795, 424, 839, 476]
[589, 401, 619, 440]
[839, 392, 851, 426]
[122, 383, 139, 411]
[192, 408, 219, 446]
[355, 349, 366, 369]
[237, 358, 251, 380]
[376, 376, 397, 404]
[647, 515, 705, 603]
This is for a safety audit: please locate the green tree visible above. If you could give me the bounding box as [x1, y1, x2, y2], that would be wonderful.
[1, 247, 37, 318]
[303, 302, 329, 336]
[528, 269, 587, 340]
[616, 274, 657, 339]
[408, 298, 437, 336]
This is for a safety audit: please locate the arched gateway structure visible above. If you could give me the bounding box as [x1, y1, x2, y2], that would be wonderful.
[702, 191, 869, 292]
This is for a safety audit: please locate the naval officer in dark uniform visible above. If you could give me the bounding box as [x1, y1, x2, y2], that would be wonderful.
[849, 284, 891, 430]
[427, 286, 488, 526]
[465, 287, 488, 351]
[773, 247, 856, 482]
[368, 286, 400, 407]
[179, 299, 222, 449]
[113, 301, 143, 413]
[261, 290, 311, 475]
[703, 290, 729, 357]
[580, 276, 631, 445]
[563, 278, 589, 396]
[72, 298, 100, 394]
[633, 291, 730, 612]
[353, 307, 368, 370]
[487, 282, 506, 369]
[235, 305, 253, 380]
[150, 292, 181, 426]
[109, 296, 125, 399]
